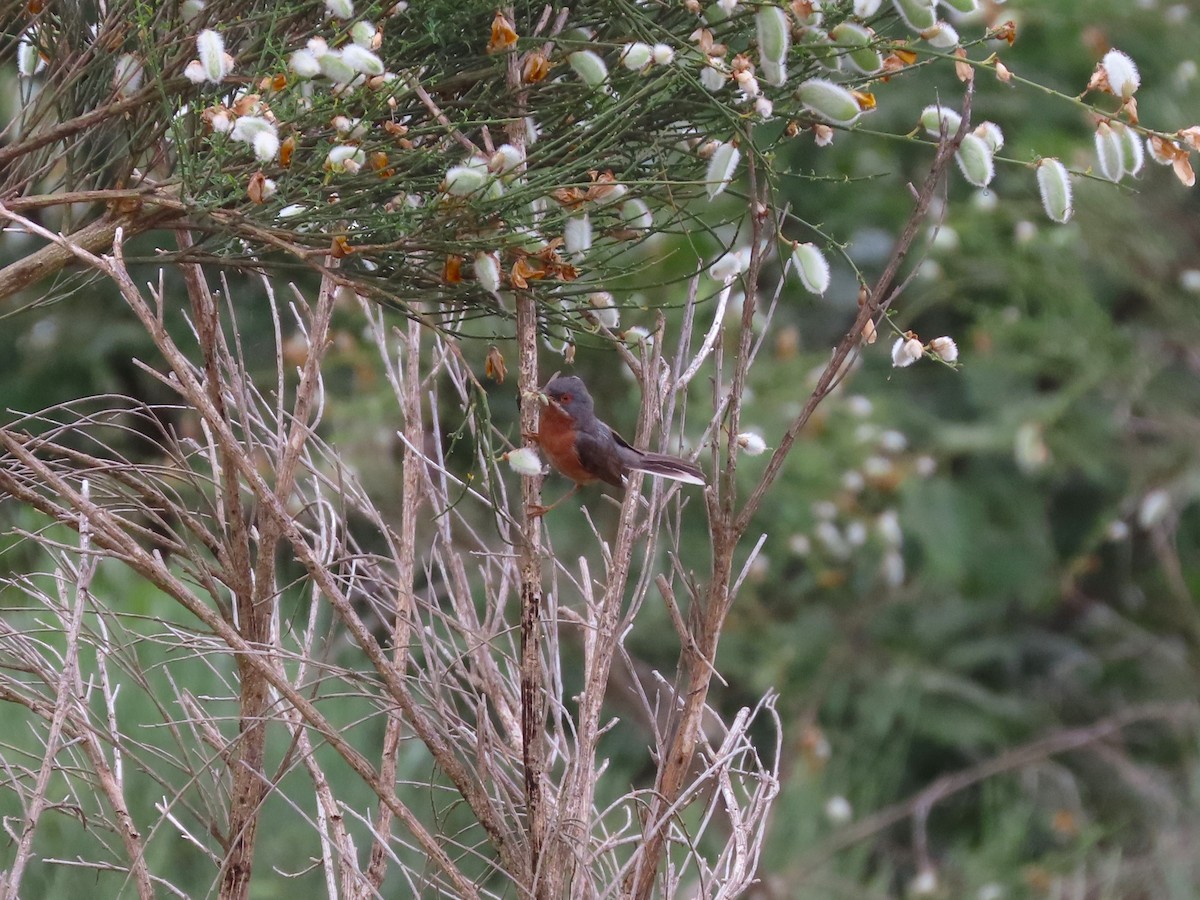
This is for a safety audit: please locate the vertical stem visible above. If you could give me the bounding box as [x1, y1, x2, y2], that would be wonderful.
[515, 289, 545, 896]
[367, 315, 423, 892]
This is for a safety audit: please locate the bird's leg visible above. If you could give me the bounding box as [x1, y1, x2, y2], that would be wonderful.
[527, 483, 579, 518]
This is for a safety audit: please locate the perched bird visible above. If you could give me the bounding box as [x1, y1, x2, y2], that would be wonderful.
[528, 375, 704, 513]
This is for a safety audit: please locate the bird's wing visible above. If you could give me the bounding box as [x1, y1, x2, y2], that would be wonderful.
[574, 424, 628, 488]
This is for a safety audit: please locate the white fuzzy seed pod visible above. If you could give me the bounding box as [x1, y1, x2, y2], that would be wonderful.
[705, 141, 741, 198]
[756, 5, 790, 66]
[620, 198, 653, 231]
[797, 78, 863, 126]
[290, 48, 322, 77]
[620, 42, 653, 71]
[489, 144, 524, 174]
[791, 242, 831, 295]
[893, 0, 936, 31]
[569, 50, 609, 88]
[197, 29, 231, 83]
[1112, 122, 1145, 177]
[341, 44, 384, 75]
[319, 50, 357, 84]
[830, 22, 881, 75]
[973, 121, 1004, 153]
[473, 251, 502, 293]
[1094, 121, 1125, 182]
[954, 133, 995, 187]
[920, 104, 962, 138]
[507, 447, 544, 477]
[564, 215, 592, 257]
[444, 164, 490, 196]
[1036, 158, 1073, 224]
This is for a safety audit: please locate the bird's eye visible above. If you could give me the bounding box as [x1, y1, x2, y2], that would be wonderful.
[559, 393, 570, 402]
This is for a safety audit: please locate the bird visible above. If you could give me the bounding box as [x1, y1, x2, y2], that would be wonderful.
[527, 374, 704, 514]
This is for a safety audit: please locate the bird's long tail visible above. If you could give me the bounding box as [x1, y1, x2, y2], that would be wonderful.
[626, 451, 706, 485]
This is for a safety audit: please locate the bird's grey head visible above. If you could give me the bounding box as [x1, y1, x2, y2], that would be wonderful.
[544, 375, 595, 419]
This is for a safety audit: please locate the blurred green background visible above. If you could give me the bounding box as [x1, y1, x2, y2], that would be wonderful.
[4, 0, 1200, 897]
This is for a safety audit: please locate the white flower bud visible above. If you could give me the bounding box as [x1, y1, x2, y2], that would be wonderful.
[197, 29, 231, 83]
[473, 251, 502, 293]
[569, 50, 608, 88]
[954, 133, 995, 187]
[737, 431, 768, 456]
[652, 43, 675, 65]
[891, 336, 923, 367]
[257, 177, 277, 199]
[797, 78, 863, 126]
[705, 141, 740, 199]
[1036, 157, 1073, 224]
[790, 242, 831, 295]
[1103, 48, 1140, 100]
[928, 335, 958, 362]
[210, 110, 233, 133]
[620, 42, 653, 71]
[507, 447, 544, 477]
[755, 96, 774, 119]
[278, 203, 308, 218]
[325, 0, 354, 18]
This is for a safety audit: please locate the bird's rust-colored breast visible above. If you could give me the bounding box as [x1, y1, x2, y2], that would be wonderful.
[538, 402, 599, 484]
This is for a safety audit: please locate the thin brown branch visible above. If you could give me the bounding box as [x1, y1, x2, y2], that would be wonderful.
[734, 80, 975, 536]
